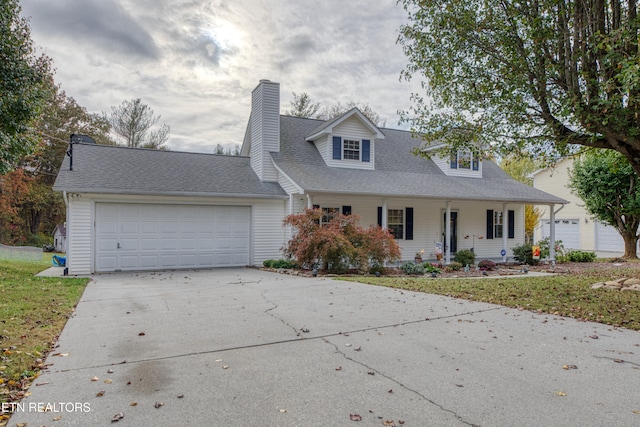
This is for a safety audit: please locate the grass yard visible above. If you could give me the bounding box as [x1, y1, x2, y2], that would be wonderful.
[0, 255, 88, 415]
[342, 264, 640, 330]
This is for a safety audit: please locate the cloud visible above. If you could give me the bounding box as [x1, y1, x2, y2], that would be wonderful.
[20, 0, 422, 153]
[22, 0, 158, 59]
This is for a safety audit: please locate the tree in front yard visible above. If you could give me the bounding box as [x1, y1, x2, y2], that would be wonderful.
[397, 0, 640, 177]
[282, 209, 401, 273]
[569, 150, 640, 259]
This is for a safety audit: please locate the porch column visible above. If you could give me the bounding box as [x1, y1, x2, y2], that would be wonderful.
[306, 194, 313, 209]
[502, 203, 508, 263]
[445, 201, 451, 264]
[381, 199, 388, 228]
[549, 204, 556, 264]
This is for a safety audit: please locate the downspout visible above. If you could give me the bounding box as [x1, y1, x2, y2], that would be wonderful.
[445, 201, 451, 264]
[62, 191, 69, 275]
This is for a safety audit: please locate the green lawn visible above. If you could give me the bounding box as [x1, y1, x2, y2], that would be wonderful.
[0, 255, 88, 413]
[341, 266, 640, 330]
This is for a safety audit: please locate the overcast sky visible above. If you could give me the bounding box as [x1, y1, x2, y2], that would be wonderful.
[20, 0, 422, 153]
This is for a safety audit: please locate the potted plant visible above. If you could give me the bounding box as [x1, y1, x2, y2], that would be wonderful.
[415, 249, 425, 263]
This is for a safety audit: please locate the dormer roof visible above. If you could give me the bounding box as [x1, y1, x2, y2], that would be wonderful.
[305, 108, 385, 141]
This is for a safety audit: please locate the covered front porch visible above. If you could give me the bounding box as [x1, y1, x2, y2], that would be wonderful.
[289, 192, 562, 264]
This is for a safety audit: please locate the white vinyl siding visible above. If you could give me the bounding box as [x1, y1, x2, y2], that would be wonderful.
[433, 154, 482, 178]
[67, 197, 92, 275]
[252, 199, 287, 264]
[249, 81, 280, 181]
[313, 116, 376, 170]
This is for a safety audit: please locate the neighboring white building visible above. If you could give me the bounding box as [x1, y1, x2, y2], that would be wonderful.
[532, 157, 626, 256]
[52, 223, 66, 253]
[53, 80, 566, 275]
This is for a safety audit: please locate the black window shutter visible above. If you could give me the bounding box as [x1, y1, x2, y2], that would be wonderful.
[332, 136, 341, 160]
[405, 207, 414, 240]
[508, 210, 515, 239]
[450, 153, 457, 169]
[313, 204, 320, 210]
[472, 156, 479, 171]
[362, 139, 370, 162]
[486, 210, 494, 239]
[342, 206, 352, 216]
[377, 207, 382, 227]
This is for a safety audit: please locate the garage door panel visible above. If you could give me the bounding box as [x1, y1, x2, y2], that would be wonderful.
[160, 239, 179, 250]
[96, 203, 250, 272]
[140, 255, 159, 268]
[140, 239, 159, 251]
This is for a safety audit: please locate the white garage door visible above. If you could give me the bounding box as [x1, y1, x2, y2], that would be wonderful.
[595, 221, 625, 253]
[95, 203, 250, 272]
[541, 219, 580, 250]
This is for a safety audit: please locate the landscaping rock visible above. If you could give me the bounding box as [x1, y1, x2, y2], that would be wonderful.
[593, 278, 640, 292]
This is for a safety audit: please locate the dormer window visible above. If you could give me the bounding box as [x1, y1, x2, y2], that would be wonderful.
[332, 136, 371, 163]
[450, 150, 479, 171]
[343, 139, 360, 160]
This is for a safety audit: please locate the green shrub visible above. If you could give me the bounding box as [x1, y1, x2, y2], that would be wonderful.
[567, 250, 597, 262]
[423, 263, 442, 274]
[369, 264, 386, 275]
[25, 233, 52, 247]
[263, 259, 297, 269]
[445, 262, 463, 272]
[512, 243, 538, 265]
[400, 261, 425, 275]
[478, 259, 496, 270]
[454, 249, 475, 266]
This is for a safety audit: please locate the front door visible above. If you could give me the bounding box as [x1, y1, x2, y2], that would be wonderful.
[443, 211, 458, 254]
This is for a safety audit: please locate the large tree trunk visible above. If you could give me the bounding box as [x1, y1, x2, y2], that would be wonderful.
[622, 231, 639, 259]
[30, 209, 41, 236]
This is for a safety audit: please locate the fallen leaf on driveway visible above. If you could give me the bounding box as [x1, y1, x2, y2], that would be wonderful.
[177, 394, 184, 398]
[222, 365, 229, 369]
[614, 359, 624, 363]
[111, 412, 124, 422]
[104, 379, 112, 384]
[349, 414, 362, 421]
[562, 364, 578, 370]
[335, 366, 342, 371]
[96, 390, 105, 397]
[90, 376, 99, 381]
[53, 415, 62, 421]
[555, 391, 567, 396]
[388, 389, 393, 394]
[154, 402, 164, 408]
[138, 332, 145, 336]
[632, 410, 640, 414]
[279, 409, 287, 413]
[383, 420, 396, 426]
[354, 346, 361, 351]
[130, 402, 137, 406]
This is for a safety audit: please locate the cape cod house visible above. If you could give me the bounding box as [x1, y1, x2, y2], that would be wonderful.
[53, 80, 566, 275]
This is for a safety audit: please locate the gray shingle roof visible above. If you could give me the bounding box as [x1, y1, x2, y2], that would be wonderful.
[53, 143, 286, 198]
[273, 116, 567, 205]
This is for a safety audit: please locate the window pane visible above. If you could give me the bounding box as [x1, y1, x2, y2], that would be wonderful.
[322, 207, 339, 224]
[387, 209, 404, 239]
[494, 211, 503, 238]
[343, 139, 360, 160]
[458, 151, 471, 169]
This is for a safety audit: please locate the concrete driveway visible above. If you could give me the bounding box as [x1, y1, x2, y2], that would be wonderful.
[7, 269, 640, 426]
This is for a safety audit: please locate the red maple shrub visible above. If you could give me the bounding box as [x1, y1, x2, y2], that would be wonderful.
[282, 208, 401, 273]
